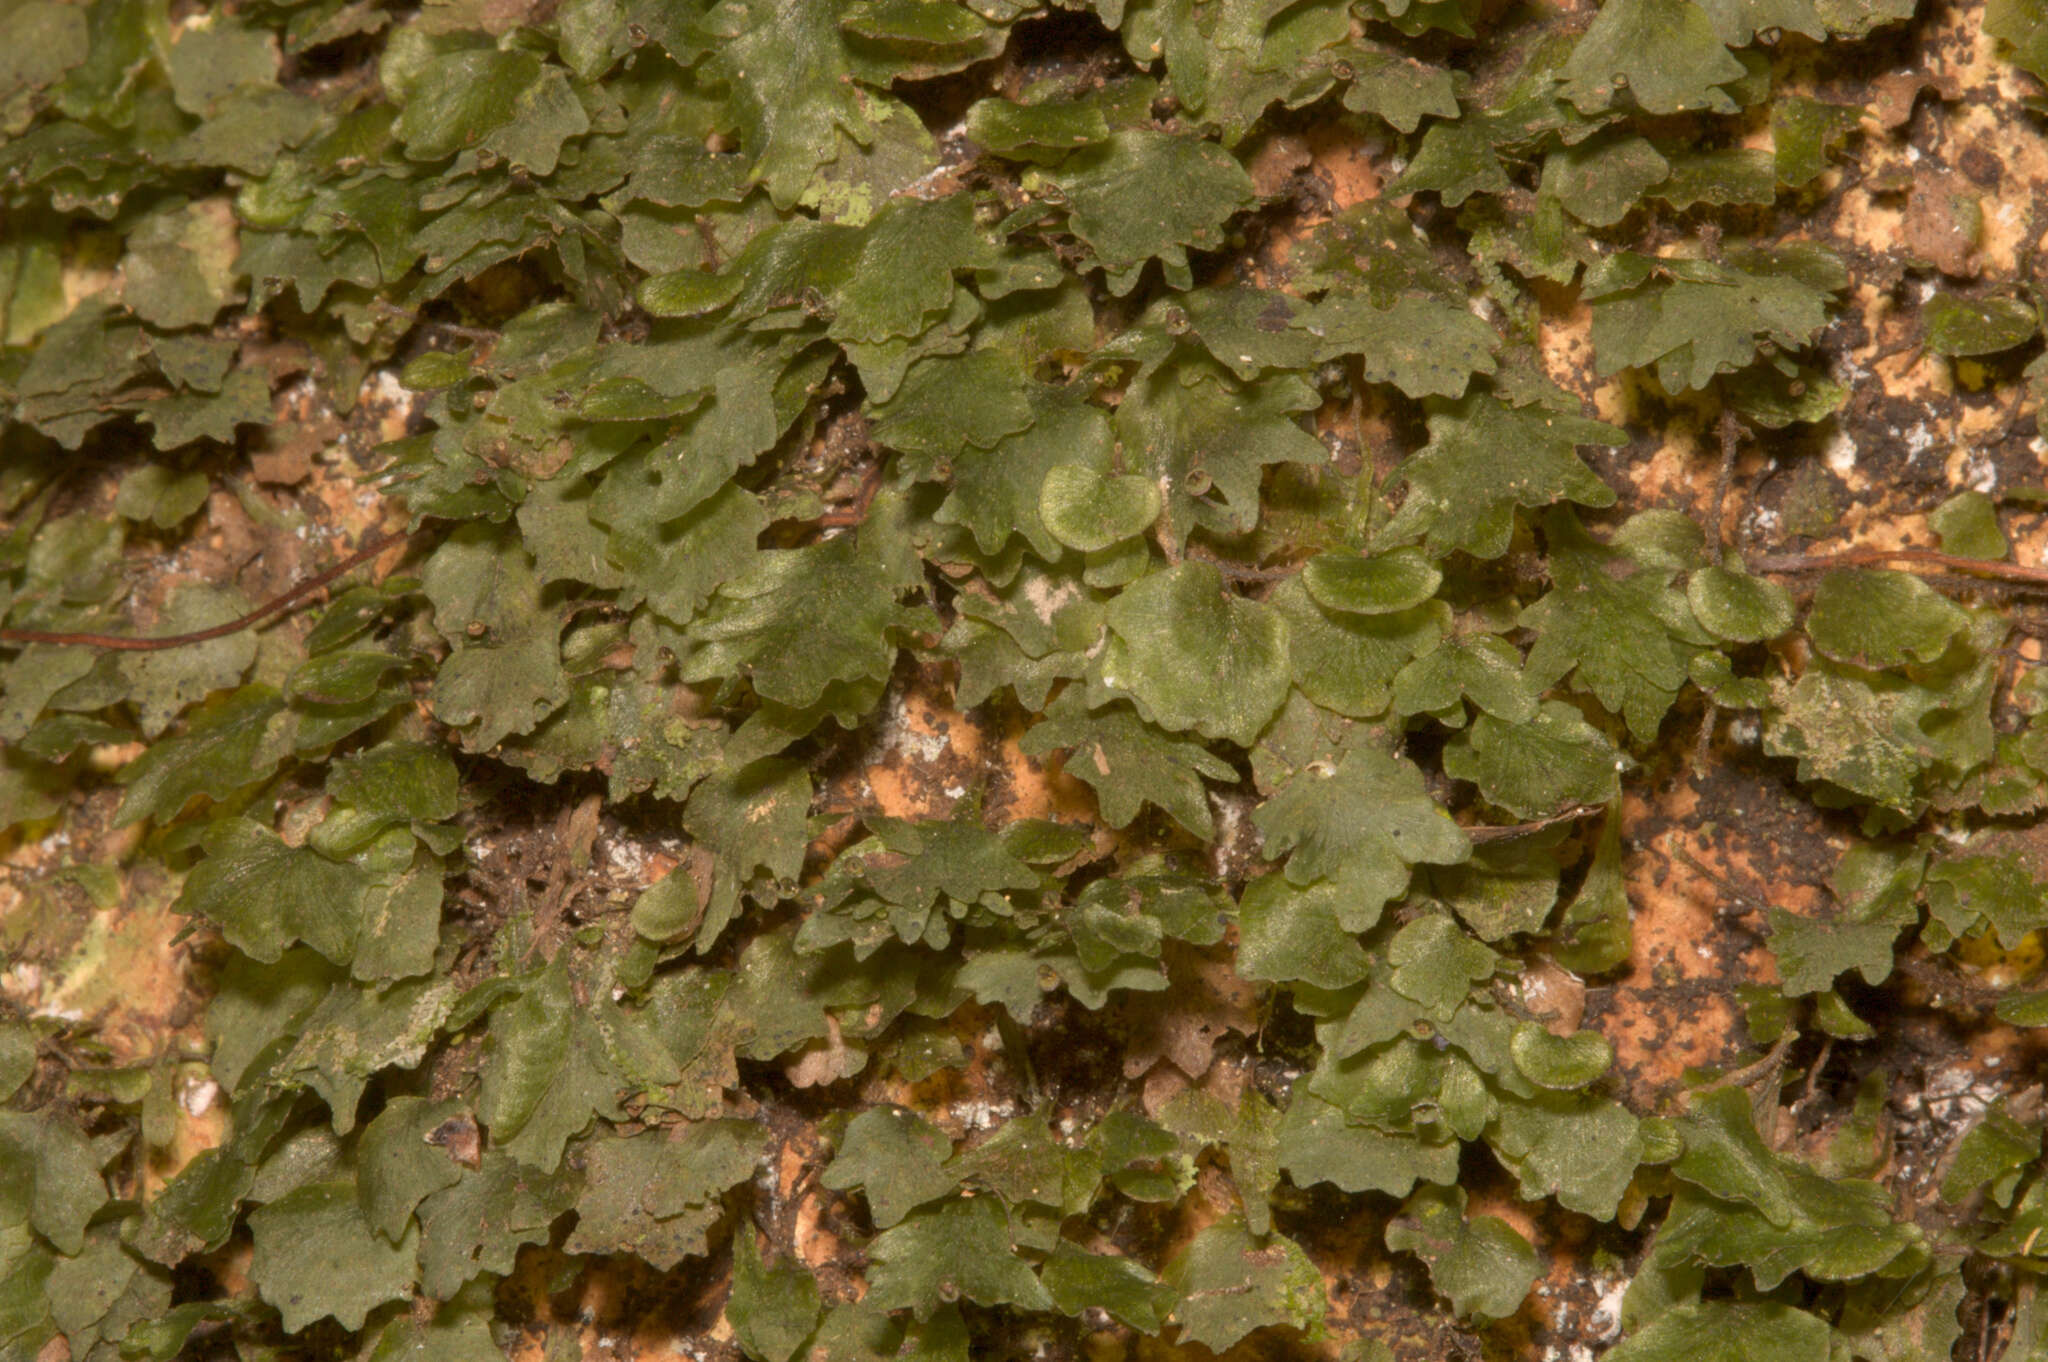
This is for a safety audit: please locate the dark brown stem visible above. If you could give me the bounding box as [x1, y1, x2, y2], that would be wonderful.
[814, 462, 886, 533]
[1691, 1027, 1798, 1099]
[1895, 956, 2005, 1009]
[0, 528, 412, 652]
[1670, 846, 1773, 919]
[1751, 545, 2048, 588]
[1868, 335, 1924, 370]
[1184, 548, 1301, 583]
[425, 321, 499, 345]
[1798, 1034, 1834, 1110]
[1466, 803, 1603, 843]
[1711, 408, 1742, 565]
[693, 215, 724, 272]
[1355, 356, 1376, 550]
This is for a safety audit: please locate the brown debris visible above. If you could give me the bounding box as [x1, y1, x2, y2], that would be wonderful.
[1902, 165, 1984, 276]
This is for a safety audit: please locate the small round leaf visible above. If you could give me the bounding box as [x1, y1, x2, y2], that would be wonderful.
[637, 267, 744, 318]
[114, 465, 211, 529]
[1612, 508, 1708, 571]
[1996, 990, 2048, 1027]
[1638, 1117, 1684, 1165]
[1924, 293, 2040, 358]
[0, 1024, 33, 1103]
[963, 98, 1109, 157]
[1039, 464, 1163, 553]
[398, 350, 472, 392]
[1097, 562, 1290, 748]
[1805, 568, 1968, 668]
[631, 871, 701, 944]
[287, 649, 408, 706]
[1509, 1021, 1613, 1089]
[1687, 565, 1794, 643]
[1930, 489, 2009, 561]
[1302, 549, 1443, 615]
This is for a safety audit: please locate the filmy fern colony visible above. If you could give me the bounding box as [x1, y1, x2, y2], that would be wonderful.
[7, 0, 2048, 1356]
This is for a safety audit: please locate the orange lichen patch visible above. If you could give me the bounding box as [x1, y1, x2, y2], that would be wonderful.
[1463, 1187, 1542, 1246]
[791, 1169, 845, 1274]
[1601, 979, 1748, 1100]
[1591, 782, 1792, 1097]
[1902, 165, 1984, 278]
[874, 999, 1022, 1140]
[1514, 957, 1588, 1037]
[774, 1136, 808, 1208]
[1529, 1238, 1634, 1359]
[861, 672, 990, 820]
[1303, 121, 1384, 210]
[1840, 282, 1909, 376]
[1851, 310, 1940, 413]
[1624, 412, 1716, 509]
[1955, 386, 2026, 443]
[1931, 3, 2021, 93]
[2007, 516, 2048, 579]
[1977, 190, 2048, 283]
[505, 1247, 738, 1362]
[1533, 287, 1606, 410]
[1833, 176, 1914, 262]
[1870, 346, 1946, 418]
[1968, 1019, 2048, 1080]
[147, 1069, 230, 1199]
[1844, 493, 1936, 552]
[357, 367, 423, 446]
[989, 705, 1101, 827]
[1244, 130, 1312, 200]
[232, 335, 328, 487]
[1626, 831, 1778, 991]
[1248, 114, 1387, 289]
[1492, 1242, 1574, 1349]
[1719, 836, 1827, 921]
[9, 866, 201, 1068]
[2, 813, 224, 1191]
[301, 478, 386, 555]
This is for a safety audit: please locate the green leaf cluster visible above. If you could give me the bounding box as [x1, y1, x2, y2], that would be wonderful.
[0, 0, 2038, 1357]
